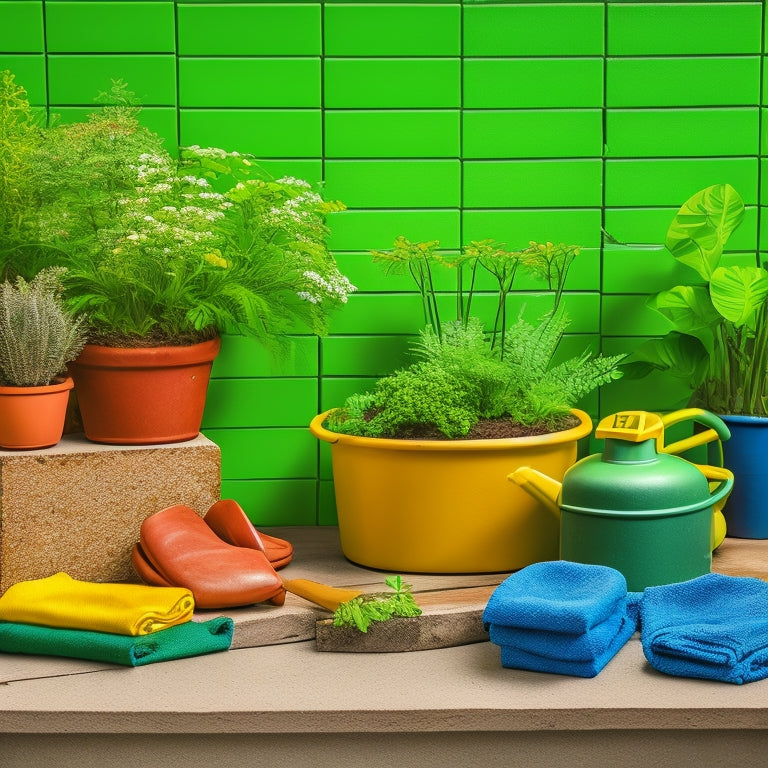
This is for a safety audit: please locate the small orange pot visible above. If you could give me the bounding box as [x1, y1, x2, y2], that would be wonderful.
[0, 377, 74, 450]
[69, 338, 221, 445]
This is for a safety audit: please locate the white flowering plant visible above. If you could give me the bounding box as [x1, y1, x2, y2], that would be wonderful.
[15, 81, 355, 347]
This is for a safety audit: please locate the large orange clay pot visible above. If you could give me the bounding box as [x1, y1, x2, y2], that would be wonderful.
[69, 338, 221, 445]
[0, 377, 74, 450]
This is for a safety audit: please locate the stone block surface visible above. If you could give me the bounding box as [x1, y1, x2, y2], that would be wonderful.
[0, 434, 221, 593]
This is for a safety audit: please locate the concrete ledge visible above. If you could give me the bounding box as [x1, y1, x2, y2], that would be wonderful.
[0, 433, 221, 593]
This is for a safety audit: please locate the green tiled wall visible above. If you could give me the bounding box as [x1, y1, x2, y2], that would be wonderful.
[2, 0, 767, 527]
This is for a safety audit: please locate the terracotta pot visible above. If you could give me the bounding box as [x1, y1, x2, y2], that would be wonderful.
[69, 338, 221, 445]
[0, 377, 74, 450]
[310, 408, 592, 574]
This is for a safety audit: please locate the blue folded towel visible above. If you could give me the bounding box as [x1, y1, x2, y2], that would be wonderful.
[489, 606, 631, 662]
[499, 615, 636, 678]
[482, 560, 628, 634]
[641, 573, 768, 685]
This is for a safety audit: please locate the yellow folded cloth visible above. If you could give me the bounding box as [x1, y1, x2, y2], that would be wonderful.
[0, 572, 195, 636]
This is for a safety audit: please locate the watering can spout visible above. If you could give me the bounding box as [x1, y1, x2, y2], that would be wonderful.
[509, 467, 562, 519]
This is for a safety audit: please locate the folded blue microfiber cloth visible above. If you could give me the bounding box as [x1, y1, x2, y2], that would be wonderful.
[489, 606, 631, 662]
[482, 560, 629, 634]
[641, 572, 768, 685]
[499, 615, 636, 678]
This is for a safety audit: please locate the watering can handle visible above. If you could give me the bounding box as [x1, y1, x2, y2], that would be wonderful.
[658, 408, 731, 456]
[693, 463, 734, 506]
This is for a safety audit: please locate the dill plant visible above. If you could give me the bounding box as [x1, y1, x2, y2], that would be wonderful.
[2, 75, 355, 348]
[326, 238, 625, 438]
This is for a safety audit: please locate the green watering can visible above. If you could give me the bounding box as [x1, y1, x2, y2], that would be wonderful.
[510, 409, 734, 592]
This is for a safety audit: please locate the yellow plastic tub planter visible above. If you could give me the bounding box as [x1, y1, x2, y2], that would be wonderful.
[310, 409, 593, 574]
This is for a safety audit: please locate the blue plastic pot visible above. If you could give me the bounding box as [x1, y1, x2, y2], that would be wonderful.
[720, 414, 768, 539]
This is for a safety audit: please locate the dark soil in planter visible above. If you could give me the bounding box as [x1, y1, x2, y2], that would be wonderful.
[389, 414, 581, 441]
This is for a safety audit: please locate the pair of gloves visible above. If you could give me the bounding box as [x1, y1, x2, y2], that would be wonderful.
[132, 500, 293, 609]
[484, 561, 768, 685]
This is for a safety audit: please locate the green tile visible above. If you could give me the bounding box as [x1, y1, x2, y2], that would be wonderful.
[212, 335, 318, 378]
[602, 243, 693, 294]
[177, 3, 321, 55]
[327, 209, 461, 251]
[327, 293, 430, 334]
[320, 376, 378, 413]
[606, 108, 759, 158]
[463, 160, 602, 208]
[464, 4, 604, 56]
[178, 58, 320, 108]
[203, 379, 318, 428]
[324, 160, 461, 208]
[760, 207, 768, 251]
[604, 158, 759, 207]
[463, 59, 603, 109]
[332, 252, 455, 293]
[45, 2, 175, 53]
[505, 292, 599, 334]
[599, 339, 692, 416]
[317, 480, 337, 526]
[608, 3, 761, 56]
[324, 4, 460, 56]
[252, 159, 323, 185]
[463, 209, 603, 250]
[321, 335, 416, 377]
[203, 428, 317, 478]
[47, 55, 176, 105]
[463, 110, 602, 158]
[179, 109, 321, 157]
[51, 106, 179, 149]
[219, 479, 317, 527]
[0, 2, 44, 51]
[324, 110, 460, 158]
[324, 58, 460, 108]
[0, 55, 45, 104]
[606, 57, 760, 107]
[604, 206, 759, 255]
[601, 295, 672, 337]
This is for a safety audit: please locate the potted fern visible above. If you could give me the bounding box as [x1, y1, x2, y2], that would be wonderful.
[2, 74, 353, 445]
[0, 268, 87, 449]
[311, 238, 625, 574]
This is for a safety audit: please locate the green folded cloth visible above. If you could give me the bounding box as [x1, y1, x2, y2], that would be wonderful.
[0, 616, 234, 667]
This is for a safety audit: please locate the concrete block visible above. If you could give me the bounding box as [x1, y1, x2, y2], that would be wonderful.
[0, 434, 221, 594]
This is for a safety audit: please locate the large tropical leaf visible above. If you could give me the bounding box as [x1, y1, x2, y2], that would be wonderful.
[648, 285, 719, 354]
[709, 265, 768, 327]
[622, 332, 708, 389]
[664, 183, 745, 281]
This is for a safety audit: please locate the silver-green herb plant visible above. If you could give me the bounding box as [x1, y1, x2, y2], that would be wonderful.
[0, 267, 87, 386]
[332, 575, 422, 633]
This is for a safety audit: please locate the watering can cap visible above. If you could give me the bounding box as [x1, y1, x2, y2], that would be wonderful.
[595, 411, 664, 443]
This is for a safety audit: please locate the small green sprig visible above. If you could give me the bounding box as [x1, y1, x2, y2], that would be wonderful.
[332, 575, 422, 633]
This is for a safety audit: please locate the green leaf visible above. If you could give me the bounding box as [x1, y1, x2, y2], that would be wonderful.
[622, 332, 709, 389]
[664, 183, 745, 280]
[648, 285, 719, 354]
[709, 265, 768, 327]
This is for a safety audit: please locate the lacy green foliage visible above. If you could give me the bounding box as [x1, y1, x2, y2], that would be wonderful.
[329, 234, 625, 437]
[0, 267, 87, 386]
[0, 70, 47, 275]
[332, 576, 422, 633]
[501, 313, 626, 429]
[1, 75, 355, 347]
[623, 183, 768, 416]
[329, 316, 625, 437]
